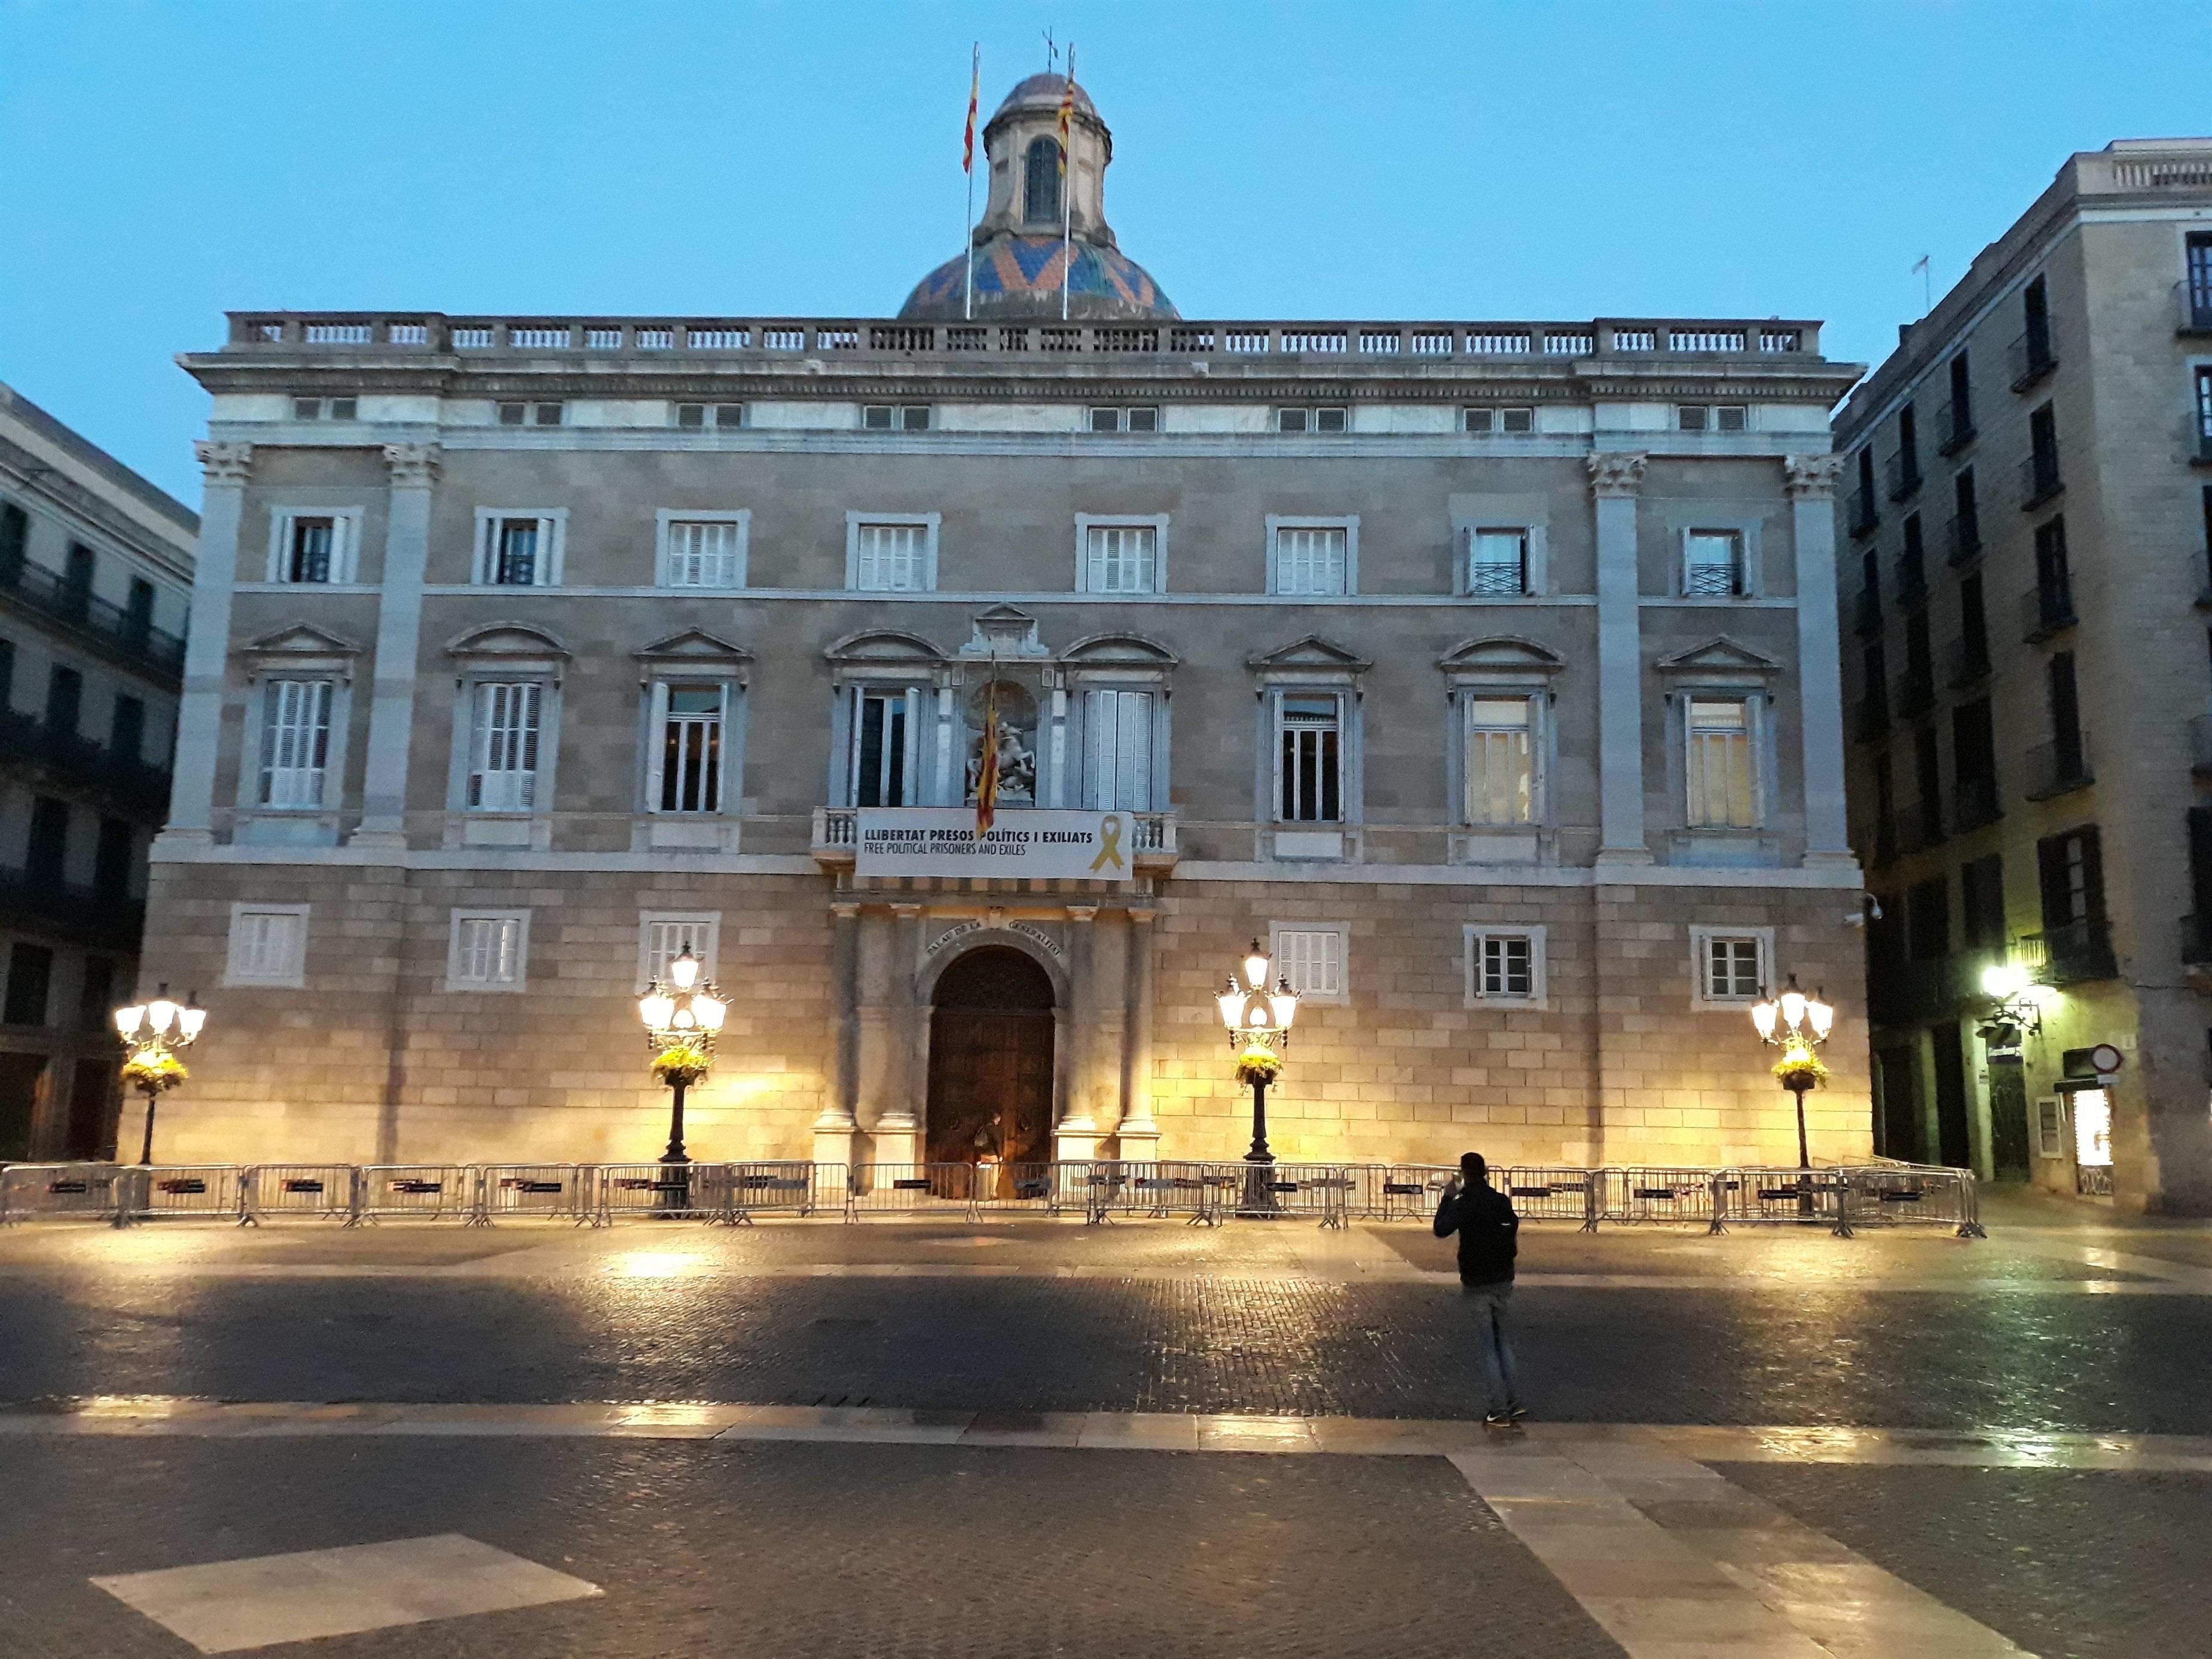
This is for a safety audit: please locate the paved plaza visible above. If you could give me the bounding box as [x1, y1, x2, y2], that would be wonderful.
[2, 1191, 2208, 1656]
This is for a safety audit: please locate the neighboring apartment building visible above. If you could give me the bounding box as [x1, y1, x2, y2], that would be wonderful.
[143, 76, 1868, 1174]
[1835, 138, 2212, 1213]
[0, 383, 195, 1160]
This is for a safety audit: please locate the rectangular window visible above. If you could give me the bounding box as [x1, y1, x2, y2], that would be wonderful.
[851, 688, 915, 807]
[1466, 925, 1545, 1003]
[1962, 853, 2006, 950]
[4, 943, 52, 1026]
[257, 680, 334, 808]
[1685, 697, 1756, 827]
[1277, 693, 1343, 823]
[1907, 875, 1951, 960]
[1466, 529, 1527, 596]
[94, 817, 133, 896]
[1084, 688, 1154, 810]
[1464, 407, 1535, 433]
[45, 666, 81, 737]
[78, 955, 114, 1035]
[1693, 929, 1769, 1004]
[863, 405, 931, 431]
[1684, 530, 1745, 597]
[286, 516, 335, 582]
[674, 403, 744, 429]
[1278, 407, 1347, 433]
[2195, 367, 2212, 445]
[662, 518, 746, 588]
[225, 904, 308, 988]
[466, 682, 542, 811]
[1087, 407, 1159, 432]
[1270, 924, 1348, 1003]
[1084, 524, 1158, 594]
[1271, 525, 1350, 595]
[656, 685, 724, 814]
[447, 911, 528, 991]
[853, 521, 931, 591]
[1463, 695, 1535, 825]
[638, 913, 720, 991]
[475, 513, 563, 587]
[24, 798, 66, 885]
[2037, 826, 2104, 930]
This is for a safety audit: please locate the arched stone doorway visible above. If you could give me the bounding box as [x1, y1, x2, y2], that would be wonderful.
[925, 946, 1056, 1172]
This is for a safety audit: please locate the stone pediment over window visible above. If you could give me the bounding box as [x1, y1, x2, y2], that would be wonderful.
[237, 622, 363, 682]
[1655, 637, 1780, 676]
[824, 628, 948, 665]
[959, 604, 1050, 659]
[1438, 636, 1565, 682]
[1246, 635, 1373, 674]
[633, 628, 751, 671]
[1061, 631, 1178, 668]
[448, 622, 572, 682]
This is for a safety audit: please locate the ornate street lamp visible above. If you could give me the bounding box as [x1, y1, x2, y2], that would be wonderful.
[1216, 938, 1300, 1218]
[1750, 974, 1834, 1214]
[114, 985, 207, 1165]
[636, 948, 726, 1211]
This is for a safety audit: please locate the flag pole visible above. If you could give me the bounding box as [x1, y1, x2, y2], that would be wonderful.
[963, 43, 980, 322]
[1060, 47, 1076, 322]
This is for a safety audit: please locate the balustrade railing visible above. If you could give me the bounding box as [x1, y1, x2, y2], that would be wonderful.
[0, 556, 185, 681]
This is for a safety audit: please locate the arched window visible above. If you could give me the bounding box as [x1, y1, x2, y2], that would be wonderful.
[1022, 136, 1062, 225]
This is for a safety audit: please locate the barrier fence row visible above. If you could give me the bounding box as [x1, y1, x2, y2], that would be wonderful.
[0, 1158, 1984, 1237]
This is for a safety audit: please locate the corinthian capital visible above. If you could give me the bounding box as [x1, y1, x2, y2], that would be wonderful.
[193, 440, 254, 487]
[1783, 452, 1848, 500]
[1586, 451, 1647, 498]
[381, 442, 442, 487]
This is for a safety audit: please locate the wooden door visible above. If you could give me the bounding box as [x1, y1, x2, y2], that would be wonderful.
[925, 1009, 1055, 1169]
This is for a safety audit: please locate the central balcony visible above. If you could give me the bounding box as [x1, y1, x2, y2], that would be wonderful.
[812, 806, 1177, 874]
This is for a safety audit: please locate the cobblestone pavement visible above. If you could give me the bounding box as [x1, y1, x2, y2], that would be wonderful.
[3, 1195, 2207, 1655]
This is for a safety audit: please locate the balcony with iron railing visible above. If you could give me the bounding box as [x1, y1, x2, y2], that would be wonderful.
[0, 557, 185, 686]
[2018, 451, 2064, 511]
[1935, 396, 1976, 456]
[1895, 548, 1928, 608]
[2008, 326, 2058, 392]
[221, 313, 1825, 364]
[1852, 585, 1883, 637]
[0, 708, 173, 820]
[1849, 486, 1880, 539]
[1945, 632, 1991, 689]
[0, 866, 144, 941]
[1868, 951, 1984, 1026]
[2021, 576, 2077, 641]
[2022, 918, 2117, 985]
[2022, 732, 2093, 801]
[1944, 512, 1982, 567]
[2177, 279, 2212, 335]
[1896, 664, 1937, 719]
[1465, 561, 1528, 597]
[1885, 450, 1921, 503]
[1953, 773, 2002, 833]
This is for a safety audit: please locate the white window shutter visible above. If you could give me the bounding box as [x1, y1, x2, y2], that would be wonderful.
[1118, 690, 1151, 808]
[715, 682, 734, 808]
[644, 681, 669, 812]
[903, 686, 924, 803]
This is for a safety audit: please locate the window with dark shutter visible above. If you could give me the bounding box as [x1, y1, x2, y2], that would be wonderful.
[1022, 136, 1062, 225]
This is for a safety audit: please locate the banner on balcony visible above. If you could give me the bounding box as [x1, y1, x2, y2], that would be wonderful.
[854, 808, 1135, 880]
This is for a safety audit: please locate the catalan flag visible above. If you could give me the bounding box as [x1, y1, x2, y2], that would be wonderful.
[974, 681, 1002, 836]
[963, 45, 979, 175]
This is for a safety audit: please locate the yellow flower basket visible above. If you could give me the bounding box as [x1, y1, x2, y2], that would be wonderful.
[1233, 1041, 1282, 1088]
[1771, 1043, 1831, 1091]
[652, 1045, 712, 1085]
[122, 1050, 188, 1092]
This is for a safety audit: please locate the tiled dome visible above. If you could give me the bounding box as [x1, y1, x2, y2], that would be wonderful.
[899, 232, 1177, 322]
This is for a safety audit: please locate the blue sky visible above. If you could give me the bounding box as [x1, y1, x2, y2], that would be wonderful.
[3, 0, 2207, 508]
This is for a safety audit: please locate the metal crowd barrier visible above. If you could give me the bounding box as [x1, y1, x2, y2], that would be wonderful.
[1618, 1167, 1723, 1232]
[124, 1165, 246, 1223]
[1838, 1164, 1987, 1239]
[0, 1162, 125, 1223]
[1497, 1166, 1609, 1233]
[1083, 1160, 1223, 1225]
[1199, 1161, 1349, 1227]
[472, 1163, 593, 1226]
[1346, 1163, 1458, 1223]
[240, 1163, 355, 1225]
[1715, 1166, 1852, 1235]
[847, 1162, 989, 1220]
[717, 1161, 845, 1223]
[594, 1162, 722, 1223]
[349, 1165, 476, 1224]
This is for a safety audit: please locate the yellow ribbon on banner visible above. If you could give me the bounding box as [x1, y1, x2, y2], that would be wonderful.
[1090, 813, 1126, 873]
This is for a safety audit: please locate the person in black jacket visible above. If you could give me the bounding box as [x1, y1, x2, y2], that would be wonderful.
[1433, 1151, 1523, 1425]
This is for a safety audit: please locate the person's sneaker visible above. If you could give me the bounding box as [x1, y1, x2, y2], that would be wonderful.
[1507, 1404, 1527, 1422]
[1483, 1411, 1512, 1428]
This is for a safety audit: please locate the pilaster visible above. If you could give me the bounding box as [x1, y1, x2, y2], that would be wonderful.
[1116, 906, 1160, 1160]
[1056, 904, 1101, 1160]
[870, 904, 925, 1165]
[812, 902, 862, 1167]
[159, 441, 252, 847]
[352, 443, 439, 848]
[1589, 452, 1653, 866]
[1785, 454, 1855, 866]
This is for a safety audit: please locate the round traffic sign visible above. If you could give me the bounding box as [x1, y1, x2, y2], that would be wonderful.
[2088, 1043, 2125, 1075]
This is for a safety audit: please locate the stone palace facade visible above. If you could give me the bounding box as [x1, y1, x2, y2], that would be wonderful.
[143, 77, 1872, 1172]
